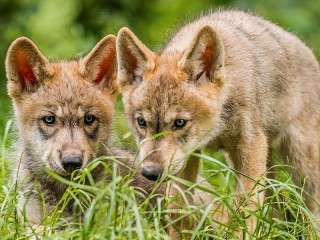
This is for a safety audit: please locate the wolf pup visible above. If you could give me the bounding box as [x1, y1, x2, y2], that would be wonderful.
[6, 36, 162, 225]
[116, 10, 320, 237]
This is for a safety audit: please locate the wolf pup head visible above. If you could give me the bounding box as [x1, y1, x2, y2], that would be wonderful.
[6, 35, 117, 176]
[117, 27, 226, 180]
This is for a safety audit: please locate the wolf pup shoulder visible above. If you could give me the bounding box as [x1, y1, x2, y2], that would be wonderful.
[116, 10, 320, 237]
[5, 36, 162, 225]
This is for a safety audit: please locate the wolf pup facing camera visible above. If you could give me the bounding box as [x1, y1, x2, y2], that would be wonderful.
[117, 10, 320, 237]
[6, 36, 162, 226]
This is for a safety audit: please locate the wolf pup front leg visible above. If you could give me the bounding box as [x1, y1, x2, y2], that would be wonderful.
[116, 10, 320, 238]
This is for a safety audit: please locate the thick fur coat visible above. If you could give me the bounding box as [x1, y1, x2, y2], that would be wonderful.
[116, 10, 320, 238]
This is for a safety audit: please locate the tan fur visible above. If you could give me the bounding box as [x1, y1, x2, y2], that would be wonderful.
[117, 10, 320, 238]
[5, 36, 163, 225]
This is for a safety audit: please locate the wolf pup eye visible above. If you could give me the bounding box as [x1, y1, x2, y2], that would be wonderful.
[137, 117, 147, 129]
[43, 116, 55, 126]
[84, 115, 95, 125]
[173, 119, 187, 130]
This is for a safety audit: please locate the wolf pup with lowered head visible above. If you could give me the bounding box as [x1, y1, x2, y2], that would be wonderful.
[6, 36, 162, 225]
[116, 10, 320, 237]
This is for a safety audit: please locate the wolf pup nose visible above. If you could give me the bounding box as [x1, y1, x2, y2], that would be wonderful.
[141, 165, 162, 181]
[61, 155, 83, 172]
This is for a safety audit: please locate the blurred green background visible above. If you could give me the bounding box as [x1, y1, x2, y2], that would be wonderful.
[0, 0, 319, 135]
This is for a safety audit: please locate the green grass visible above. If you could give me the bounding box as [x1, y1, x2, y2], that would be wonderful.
[0, 121, 319, 239]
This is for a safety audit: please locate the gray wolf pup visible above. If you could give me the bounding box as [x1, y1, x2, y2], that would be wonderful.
[6, 36, 161, 225]
[116, 10, 320, 237]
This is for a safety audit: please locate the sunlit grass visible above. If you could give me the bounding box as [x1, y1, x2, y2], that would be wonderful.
[0, 122, 319, 239]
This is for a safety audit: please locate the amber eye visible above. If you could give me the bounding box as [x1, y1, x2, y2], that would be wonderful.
[173, 119, 186, 130]
[137, 117, 147, 129]
[43, 116, 55, 126]
[84, 115, 95, 125]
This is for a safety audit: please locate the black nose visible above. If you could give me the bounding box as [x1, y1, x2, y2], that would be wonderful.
[61, 156, 83, 172]
[141, 166, 162, 181]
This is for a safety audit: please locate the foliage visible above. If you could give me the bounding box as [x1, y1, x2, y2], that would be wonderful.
[0, 148, 318, 239]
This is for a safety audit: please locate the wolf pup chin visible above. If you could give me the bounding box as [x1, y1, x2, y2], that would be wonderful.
[116, 10, 320, 237]
[6, 36, 162, 225]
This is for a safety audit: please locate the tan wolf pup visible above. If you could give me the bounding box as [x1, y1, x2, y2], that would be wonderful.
[5, 35, 162, 226]
[116, 10, 320, 237]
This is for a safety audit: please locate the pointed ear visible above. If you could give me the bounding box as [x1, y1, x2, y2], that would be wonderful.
[5, 37, 53, 98]
[181, 26, 225, 85]
[116, 27, 156, 88]
[80, 34, 118, 95]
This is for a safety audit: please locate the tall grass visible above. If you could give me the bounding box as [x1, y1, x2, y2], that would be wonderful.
[0, 123, 319, 239]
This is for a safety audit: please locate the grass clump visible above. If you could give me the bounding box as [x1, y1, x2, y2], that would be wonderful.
[0, 126, 318, 239]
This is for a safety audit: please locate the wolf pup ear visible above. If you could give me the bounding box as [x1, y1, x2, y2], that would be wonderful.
[80, 34, 118, 95]
[6, 37, 53, 98]
[116, 27, 156, 88]
[181, 26, 225, 85]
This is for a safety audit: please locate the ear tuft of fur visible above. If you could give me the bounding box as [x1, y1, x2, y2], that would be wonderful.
[182, 26, 225, 84]
[116, 27, 155, 88]
[6, 37, 53, 98]
[80, 34, 118, 95]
